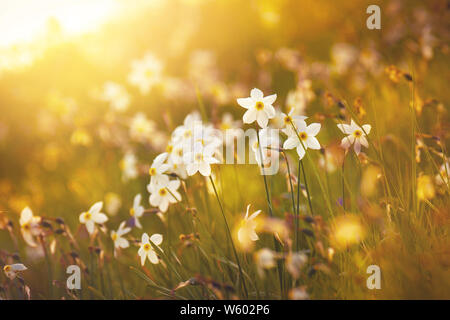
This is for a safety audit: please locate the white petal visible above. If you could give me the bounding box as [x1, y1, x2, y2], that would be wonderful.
[296, 145, 306, 159]
[354, 140, 361, 155]
[256, 112, 269, 128]
[150, 233, 163, 246]
[362, 124, 371, 135]
[20, 207, 33, 225]
[147, 250, 159, 264]
[359, 136, 369, 148]
[133, 194, 142, 207]
[283, 136, 299, 149]
[341, 135, 354, 149]
[159, 199, 169, 212]
[89, 201, 103, 214]
[264, 104, 276, 118]
[250, 88, 263, 100]
[243, 108, 257, 124]
[337, 123, 352, 134]
[93, 213, 108, 224]
[307, 123, 321, 136]
[140, 251, 147, 266]
[237, 97, 254, 109]
[142, 232, 149, 244]
[306, 136, 321, 150]
[86, 221, 95, 234]
[199, 163, 212, 176]
[262, 94, 277, 106]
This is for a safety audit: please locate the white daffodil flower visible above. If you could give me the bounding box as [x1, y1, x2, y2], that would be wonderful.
[130, 194, 145, 229]
[184, 142, 220, 177]
[19, 207, 41, 247]
[148, 153, 170, 187]
[111, 221, 131, 250]
[138, 233, 163, 266]
[237, 205, 261, 245]
[3, 263, 27, 280]
[99, 81, 131, 112]
[129, 112, 156, 142]
[237, 88, 277, 128]
[147, 178, 182, 213]
[283, 119, 321, 159]
[337, 119, 371, 155]
[79, 201, 108, 235]
[128, 53, 163, 95]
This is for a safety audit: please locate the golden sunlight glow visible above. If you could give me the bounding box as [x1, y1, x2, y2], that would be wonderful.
[0, 0, 120, 46]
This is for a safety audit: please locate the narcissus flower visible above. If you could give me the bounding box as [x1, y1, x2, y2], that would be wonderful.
[183, 142, 220, 176]
[130, 194, 145, 229]
[3, 263, 27, 280]
[138, 233, 163, 266]
[237, 88, 277, 128]
[148, 153, 170, 187]
[128, 53, 163, 95]
[237, 205, 261, 248]
[79, 201, 108, 235]
[147, 178, 182, 212]
[283, 119, 321, 159]
[111, 221, 131, 249]
[280, 108, 307, 128]
[337, 119, 371, 155]
[19, 207, 41, 247]
[99, 81, 130, 112]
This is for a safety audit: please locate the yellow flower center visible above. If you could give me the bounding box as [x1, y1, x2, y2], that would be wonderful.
[22, 223, 30, 230]
[143, 243, 151, 251]
[284, 115, 292, 124]
[130, 208, 135, 216]
[158, 188, 167, 196]
[3, 265, 11, 272]
[255, 101, 264, 110]
[149, 167, 157, 176]
[195, 153, 203, 162]
[166, 144, 173, 153]
[83, 212, 92, 220]
[300, 132, 308, 140]
[353, 130, 362, 138]
[183, 130, 192, 138]
[111, 233, 117, 241]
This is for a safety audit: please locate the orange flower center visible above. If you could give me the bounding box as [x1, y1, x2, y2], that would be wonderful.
[158, 188, 167, 196]
[143, 243, 151, 251]
[149, 167, 157, 176]
[255, 101, 264, 110]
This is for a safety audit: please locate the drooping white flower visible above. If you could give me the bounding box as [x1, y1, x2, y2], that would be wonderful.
[3, 263, 27, 280]
[128, 53, 163, 95]
[283, 119, 321, 159]
[79, 202, 108, 235]
[237, 205, 261, 246]
[99, 81, 131, 112]
[130, 194, 145, 229]
[237, 88, 277, 128]
[147, 178, 182, 213]
[337, 119, 371, 155]
[183, 142, 220, 177]
[19, 207, 41, 247]
[111, 221, 131, 250]
[148, 153, 170, 187]
[138, 233, 163, 266]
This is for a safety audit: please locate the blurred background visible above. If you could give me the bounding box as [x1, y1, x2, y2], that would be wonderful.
[0, 0, 448, 299]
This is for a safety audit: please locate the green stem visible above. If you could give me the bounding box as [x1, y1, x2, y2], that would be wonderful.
[300, 159, 313, 215]
[208, 176, 248, 298]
